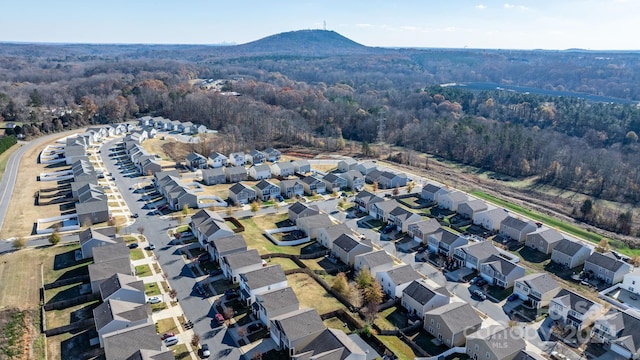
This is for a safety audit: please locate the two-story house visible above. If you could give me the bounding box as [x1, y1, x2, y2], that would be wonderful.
[210, 234, 247, 263]
[500, 216, 538, 242]
[228, 182, 257, 205]
[621, 270, 640, 296]
[354, 250, 395, 277]
[551, 238, 593, 269]
[292, 159, 311, 174]
[316, 223, 353, 249]
[332, 234, 373, 266]
[401, 279, 450, 318]
[549, 289, 603, 331]
[255, 180, 281, 201]
[280, 179, 304, 198]
[377, 171, 408, 189]
[225, 166, 248, 183]
[93, 299, 152, 347]
[247, 149, 266, 164]
[593, 309, 640, 360]
[99, 273, 145, 304]
[513, 273, 561, 309]
[201, 168, 226, 185]
[408, 219, 442, 245]
[270, 308, 326, 357]
[221, 249, 263, 283]
[253, 286, 299, 328]
[466, 326, 526, 360]
[427, 228, 469, 257]
[79, 226, 121, 259]
[190, 209, 235, 248]
[288, 201, 320, 222]
[239, 265, 288, 306]
[356, 161, 377, 175]
[525, 227, 564, 255]
[301, 175, 326, 195]
[473, 207, 509, 232]
[337, 158, 358, 172]
[480, 254, 526, 288]
[228, 152, 246, 166]
[263, 147, 282, 162]
[457, 199, 488, 220]
[438, 191, 468, 212]
[376, 264, 423, 299]
[270, 162, 296, 177]
[584, 252, 632, 285]
[421, 183, 444, 203]
[340, 170, 365, 191]
[454, 241, 500, 270]
[209, 152, 228, 168]
[354, 191, 384, 213]
[425, 302, 483, 348]
[185, 152, 208, 170]
[296, 214, 334, 239]
[248, 164, 272, 180]
[322, 173, 348, 192]
[370, 199, 401, 222]
[389, 206, 423, 233]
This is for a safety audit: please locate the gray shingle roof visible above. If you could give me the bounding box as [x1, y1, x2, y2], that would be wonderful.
[422, 183, 442, 194]
[527, 227, 563, 244]
[296, 214, 334, 230]
[241, 265, 286, 290]
[409, 219, 441, 235]
[606, 311, 640, 356]
[586, 252, 627, 272]
[92, 243, 130, 263]
[211, 234, 247, 255]
[502, 216, 535, 231]
[425, 302, 482, 334]
[459, 199, 488, 213]
[93, 299, 150, 331]
[225, 166, 247, 176]
[517, 273, 560, 294]
[467, 325, 526, 360]
[255, 287, 299, 313]
[444, 191, 468, 203]
[229, 182, 254, 195]
[355, 190, 383, 204]
[355, 250, 394, 269]
[99, 273, 144, 300]
[289, 201, 318, 215]
[384, 265, 422, 286]
[89, 257, 133, 287]
[458, 241, 499, 262]
[482, 254, 521, 276]
[430, 228, 462, 245]
[553, 238, 589, 256]
[333, 234, 361, 252]
[256, 179, 277, 190]
[297, 328, 365, 360]
[224, 249, 261, 270]
[102, 324, 165, 360]
[403, 280, 449, 305]
[552, 289, 596, 315]
[271, 308, 325, 343]
[373, 199, 400, 214]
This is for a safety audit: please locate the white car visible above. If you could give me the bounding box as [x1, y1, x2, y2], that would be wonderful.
[147, 296, 162, 304]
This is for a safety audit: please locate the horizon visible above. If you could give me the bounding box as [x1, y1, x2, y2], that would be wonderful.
[3, 0, 640, 51]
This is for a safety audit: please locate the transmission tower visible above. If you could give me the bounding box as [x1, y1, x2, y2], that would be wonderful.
[323, 21, 327, 31]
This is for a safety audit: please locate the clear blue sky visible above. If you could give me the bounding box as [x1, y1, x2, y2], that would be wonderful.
[3, 0, 639, 50]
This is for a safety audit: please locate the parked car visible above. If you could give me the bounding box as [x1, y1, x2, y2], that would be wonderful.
[382, 224, 395, 234]
[416, 246, 427, 253]
[131, 213, 139, 218]
[508, 294, 519, 302]
[472, 289, 487, 300]
[164, 336, 179, 346]
[147, 243, 156, 250]
[475, 278, 488, 287]
[160, 332, 175, 340]
[201, 344, 210, 358]
[247, 323, 263, 332]
[215, 313, 225, 325]
[147, 296, 161, 304]
[128, 243, 139, 249]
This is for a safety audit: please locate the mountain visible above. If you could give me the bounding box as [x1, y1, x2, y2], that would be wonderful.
[225, 29, 375, 56]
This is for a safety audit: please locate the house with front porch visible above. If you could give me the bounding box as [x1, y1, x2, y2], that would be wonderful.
[500, 216, 538, 242]
[280, 179, 304, 198]
[549, 289, 603, 331]
[401, 279, 450, 318]
[340, 170, 365, 191]
[255, 180, 281, 201]
[427, 228, 469, 257]
[248, 164, 272, 180]
[270, 308, 326, 358]
[408, 219, 442, 244]
[376, 264, 422, 299]
[592, 309, 640, 360]
[228, 182, 257, 205]
[253, 287, 299, 328]
[389, 206, 423, 233]
[301, 175, 326, 195]
[354, 250, 395, 277]
[584, 252, 632, 285]
[332, 234, 373, 266]
[454, 241, 500, 270]
[209, 152, 228, 168]
[239, 265, 288, 305]
[551, 238, 593, 269]
[354, 191, 384, 213]
[525, 227, 564, 255]
[479, 254, 526, 288]
[221, 249, 263, 283]
[474, 207, 509, 232]
[457, 199, 488, 220]
[322, 173, 348, 192]
[513, 273, 561, 309]
[438, 191, 468, 212]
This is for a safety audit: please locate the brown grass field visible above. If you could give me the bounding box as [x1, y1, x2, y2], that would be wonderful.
[286, 272, 346, 315]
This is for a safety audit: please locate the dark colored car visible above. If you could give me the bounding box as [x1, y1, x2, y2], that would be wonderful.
[508, 294, 519, 302]
[416, 246, 427, 253]
[475, 278, 488, 287]
[131, 213, 139, 218]
[201, 344, 210, 358]
[128, 243, 139, 249]
[247, 323, 263, 332]
[382, 224, 395, 234]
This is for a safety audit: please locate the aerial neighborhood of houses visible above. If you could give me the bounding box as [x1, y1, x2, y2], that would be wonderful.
[32, 116, 640, 360]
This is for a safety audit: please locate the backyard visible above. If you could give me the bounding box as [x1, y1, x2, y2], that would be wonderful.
[287, 273, 346, 314]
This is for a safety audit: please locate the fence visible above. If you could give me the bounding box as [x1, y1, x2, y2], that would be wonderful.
[43, 318, 95, 337]
[43, 275, 90, 290]
[44, 293, 101, 311]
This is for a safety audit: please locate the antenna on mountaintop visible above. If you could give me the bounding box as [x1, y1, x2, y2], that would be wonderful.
[323, 21, 327, 31]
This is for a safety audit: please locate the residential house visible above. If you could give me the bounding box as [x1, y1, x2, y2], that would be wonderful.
[513, 273, 561, 309]
[402, 280, 451, 317]
[525, 228, 564, 255]
[228, 182, 257, 205]
[180, 121, 194, 134]
[288, 201, 320, 222]
[71, 157, 97, 184]
[296, 214, 334, 239]
[593, 309, 640, 360]
[292, 328, 367, 360]
[301, 175, 326, 195]
[255, 180, 281, 201]
[337, 157, 358, 172]
[239, 265, 288, 305]
[389, 206, 423, 232]
[621, 270, 640, 296]
[229, 152, 246, 166]
[75, 183, 110, 226]
[190, 209, 235, 248]
[454, 241, 500, 270]
[458, 199, 489, 220]
[185, 152, 208, 170]
[195, 124, 208, 134]
[169, 120, 181, 132]
[248, 164, 272, 180]
[247, 149, 266, 164]
[354, 190, 384, 213]
[428, 228, 469, 257]
[221, 249, 263, 283]
[551, 239, 594, 269]
[421, 183, 444, 203]
[93, 299, 152, 347]
[280, 179, 305, 198]
[480, 254, 526, 288]
[466, 326, 526, 360]
[549, 289, 604, 331]
[225, 166, 248, 183]
[209, 152, 228, 168]
[370, 199, 400, 222]
[322, 173, 348, 192]
[292, 159, 311, 174]
[408, 219, 442, 244]
[356, 161, 377, 175]
[270, 308, 326, 357]
[424, 302, 483, 348]
[253, 287, 299, 328]
[500, 216, 538, 242]
[99, 273, 145, 304]
[474, 208, 509, 232]
[270, 162, 296, 177]
[88, 244, 133, 294]
[584, 252, 632, 285]
[377, 264, 423, 299]
[79, 226, 120, 259]
[354, 250, 395, 276]
[139, 157, 162, 176]
[317, 223, 353, 249]
[340, 170, 365, 191]
[263, 147, 282, 162]
[365, 169, 383, 185]
[332, 234, 373, 266]
[102, 324, 173, 360]
[210, 234, 247, 263]
[377, 171, 408, 190]
[438, 191, 468, 212]
[201, 168, 226, 185]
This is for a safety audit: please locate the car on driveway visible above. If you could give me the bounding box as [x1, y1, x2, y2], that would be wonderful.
[475, 278, 488, 287]
[147, 296, 162, 304]
[164, 336, 179, 346]
[508, 294, 520, 302]
[128, 243, 139, 249]
[201, 344, 210, 358]
[160, 332, 175, 340]
[147, 243, 156, 250]
[381, 224, 395, 234]
[472, 289, 487, 300]
[215, 313, 225, 325]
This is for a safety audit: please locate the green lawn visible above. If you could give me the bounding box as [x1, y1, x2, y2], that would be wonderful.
[471, 190, 640, 256]
[376, 335, 416, 360]
[239, 216, 307, 255]
[374, 306, 408, 331]
[323, 317, 354, 334]
[145, 282, 161, 296]
[264, 257, 300, 271]
[129, 248, 145, 260]
[135, 264, 152, 277]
